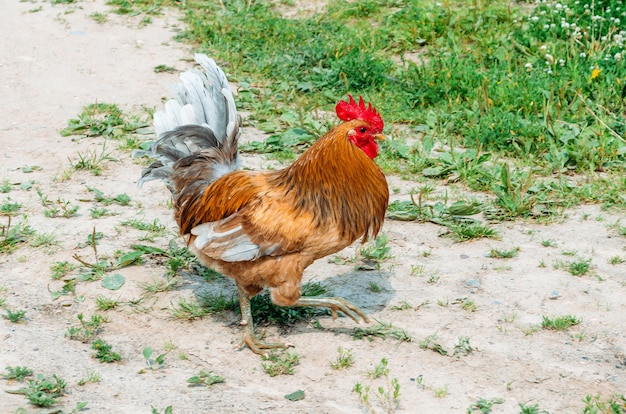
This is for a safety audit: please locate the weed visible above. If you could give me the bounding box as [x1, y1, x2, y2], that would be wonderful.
[352, 320, 413, 343]
[444, 222, 499, 242]
[541, 239, 557, 248]
[432, 386, 448, 398]
[357, 233, 393, 270]
[467, 397, 504, 413]
[0, 180, 10, 193]
[66, 313, 108, 342]
[142, 347, 170, 370]
[6, 373, 66, 407]
[170, 297, 209, 320]
[61, 102, 148, 139]
[90, 12, 107, 23]
[568, 258, 592, 276]
[96, 295, 120, 311]
[518, 403, 550, 414]
[453, 297, 477, 313]
[250, 281, 330, 325]
[151, 406, 173, 414]
[90, 207, 113, 218]
[38, 191, 79, 218]
[608, 256, 625, 265]
[30, 232, 60, 252]
[454, 336, 475, 356]
[77, 370, 101, 386]
[330, 347, 354, 370]
[419, 332, 448, 356]
[121, 217, 166, 240]
[91, 339, 121, 363]
[139, 277, 179, 295]
[541, 315, 581, 331]
[581, 393, 626, 414]
[368, 282, 382, 292]
[0, 216, 34, 254]
[50, 261, 77, 280]
[3, 309, 26, 323]
[390, 300, 412, 311]
[154, 64, 176, 73]
[197, 292, 237, 313]
[88, 186, 131, 206]
[0, 200, 21, 215]
[354, 358, 400, 414]
[187, 369, 225, 387]
[261, 351, 300, 377]
[69, 143, 114, 176]
[2, 366, 33, 381]
[488, 247, 520, 259]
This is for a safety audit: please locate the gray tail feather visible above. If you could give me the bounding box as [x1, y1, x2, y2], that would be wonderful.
[135, 54, 241, 189]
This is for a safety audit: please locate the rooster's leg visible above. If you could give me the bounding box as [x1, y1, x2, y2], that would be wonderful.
[293, 297, 371, 324]
[237, 285, 286, 355]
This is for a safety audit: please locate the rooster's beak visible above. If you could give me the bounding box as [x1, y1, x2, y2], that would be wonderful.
[373, 133, 386, 141]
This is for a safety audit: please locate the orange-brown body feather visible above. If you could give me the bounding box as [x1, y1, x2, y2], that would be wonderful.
[172, 120, 388, 307]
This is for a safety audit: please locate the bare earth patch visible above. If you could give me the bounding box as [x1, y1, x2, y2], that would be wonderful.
[1, 2, 625, 413]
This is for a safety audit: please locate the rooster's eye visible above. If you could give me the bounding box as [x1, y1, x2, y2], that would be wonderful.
[359, 127, 367, 133]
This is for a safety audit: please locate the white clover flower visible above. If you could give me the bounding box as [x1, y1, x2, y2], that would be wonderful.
[545, 53, 554, 63]
[544, 24, 550, 30]
[559, 59, 565, 66]
[550, 23, 556, 28]
[561, 21, 570, 28]
[615, 53, 622, 61]
[525, 62, 533, 71]
[531, 16, 539, 22]
[540, 44, 547, 51]
[601, 36, 607, 41]
[580, 52, 586, 58]
[547, 69, 553, 75]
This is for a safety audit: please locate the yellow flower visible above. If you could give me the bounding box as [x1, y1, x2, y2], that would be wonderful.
[591, 67, 601, 79]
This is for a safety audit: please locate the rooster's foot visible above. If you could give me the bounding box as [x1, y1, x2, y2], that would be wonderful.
[239, 331, 289, 356]
[295, 297, 370, 324]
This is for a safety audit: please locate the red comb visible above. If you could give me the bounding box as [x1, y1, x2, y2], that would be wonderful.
[335, 95, 384, 132]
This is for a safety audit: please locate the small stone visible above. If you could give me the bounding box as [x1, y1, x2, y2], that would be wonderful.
[465, 279, 480, 288]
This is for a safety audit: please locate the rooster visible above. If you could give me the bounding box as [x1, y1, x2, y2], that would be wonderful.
[138, 54, 389, 354]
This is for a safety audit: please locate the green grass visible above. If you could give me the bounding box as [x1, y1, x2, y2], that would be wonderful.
[352, 319, 413, 343]
[2, 366, 34, 381]
[261, 351, 300, 377]
[250, 281, 331, 325]
[91, 339, 121, 363]
[0, 216, 34, 254]
[3, 308, 27, 323]
[61, 102, 148, 139]
[541, 314, 582, 331]
[330, 347, 355, 370]
[187, 369, 225, 387]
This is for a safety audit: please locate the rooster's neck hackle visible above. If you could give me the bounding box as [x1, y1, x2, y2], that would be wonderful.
[273, 121, 388, 243]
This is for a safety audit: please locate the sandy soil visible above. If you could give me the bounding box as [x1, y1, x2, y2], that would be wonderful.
[1, 1, 625, 413]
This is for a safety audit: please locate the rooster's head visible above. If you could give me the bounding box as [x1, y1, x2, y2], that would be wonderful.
[335, 95, 385, 159]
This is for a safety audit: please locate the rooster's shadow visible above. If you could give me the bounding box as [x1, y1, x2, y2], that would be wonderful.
[181, 265, 396, 338]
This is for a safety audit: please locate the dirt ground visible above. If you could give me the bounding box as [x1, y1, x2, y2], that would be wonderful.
[1, 1, 625, 413]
